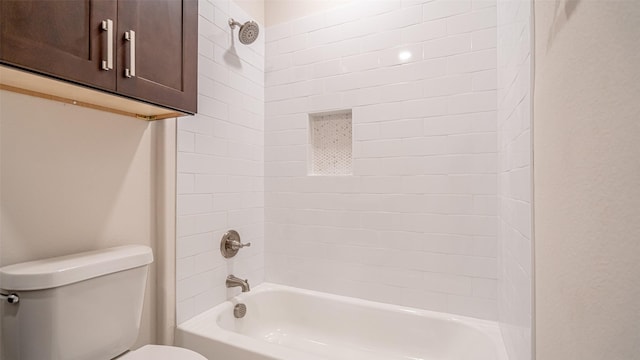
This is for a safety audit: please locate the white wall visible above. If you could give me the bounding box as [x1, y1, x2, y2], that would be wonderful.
[265, 0, 352, 26]
[235, 0, 265, 25]
[175, 0, 265, 324]
[265, 0, 499, 319]
[0, 90, 163, 353]
[496, 0, 532, 359]
[533, 1, 640, 358]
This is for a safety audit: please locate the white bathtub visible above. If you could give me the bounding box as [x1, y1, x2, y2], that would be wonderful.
[176, 283, 507, 360]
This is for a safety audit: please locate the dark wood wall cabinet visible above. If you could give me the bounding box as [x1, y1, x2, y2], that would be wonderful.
[0, 0, 197, 119]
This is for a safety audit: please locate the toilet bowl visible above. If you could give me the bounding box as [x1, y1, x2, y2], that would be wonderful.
[119, 345, 207, 360]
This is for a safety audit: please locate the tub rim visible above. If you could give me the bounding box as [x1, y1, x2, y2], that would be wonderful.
[177, 282, 508, 360]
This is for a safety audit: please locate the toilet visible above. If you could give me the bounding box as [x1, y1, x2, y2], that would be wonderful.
[0, 245, 206, 360]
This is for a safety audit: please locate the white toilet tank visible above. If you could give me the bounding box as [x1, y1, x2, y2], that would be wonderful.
[0, 245, 153, 360]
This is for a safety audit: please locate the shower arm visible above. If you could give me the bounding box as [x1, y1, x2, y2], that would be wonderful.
[228, 18, 243, 29]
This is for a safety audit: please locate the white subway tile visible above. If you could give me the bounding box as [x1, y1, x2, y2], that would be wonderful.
[383, 119, 426, 139]
[423, 272, 473, 295]
[369, 5, 423, 32]
[473, 0, 496, 10]
[359, 0, 403, 18]
[177, 194, 213, 215]
[198, 35, 215, 60]
[423, 74, 473, 98]
[313, 59, 343, 78]
[399, 58, 448, 80]
[402, 19, 448, 44]
[266, 22, 291, 43]
[320, 38, 363, 59]
[308, 93, 343, 112]
[291, 79, 324, 98]
[423, 34, 472, 59]
[473, 278, 498, 299]
[423, 0, 472, 20]
[447, 132, 497, 154]
[325, 72, 362, 93]
[379, 82, 425, 103]
[379, 44, 424, 66]
[194, 174, 228, 193]
[198, 56, 229, 84]
[265, 84, 292, 102]
[472, 69, 497, 90]
[194, 134, 228, 156]
[193, 285, 227, 315]
[361, 30, 403, 53]
[338, 18, 373, 40]
[212, 4, 230, 30]
[403, 97, 448, 118]
[401, 288, 449, 311]
[422, 233, 475, 255]
[402, 0, 429, 7]
[194, 212, 228, 234]
[447, 7, 497, 34]
[474, 235, 497, 257]
[277, 33, 308, 54]
[307, 26, 344, 47]
[447, 294, 496, 319]
[176, 298, 195, 324]
[266, 145, 307, 162]
[176, 256, 195, 282]
[177, 232, 214, 258]
[265, 53, 293, 73]
[266, 114, 308, 132]
[177, 131, 196, 153]
[447, 48, 496, 74]
[199, 95, 229, 120]
[356, 102, 404, 123]
[266, 68, 294, 86]
[472, 27, 497, 50]
[324, 2, 362, 27]
[289, 13, 327, 35]
[292, 46, 326, 66]
[448, 91, 497, 114]
[342, 53, 381, 73]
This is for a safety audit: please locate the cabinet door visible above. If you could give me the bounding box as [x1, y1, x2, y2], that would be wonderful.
[116, 0, 197, 114]
[0, 0, 117, 90]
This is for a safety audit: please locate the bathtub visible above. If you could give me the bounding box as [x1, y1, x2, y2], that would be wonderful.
[176, 283, 508, 360]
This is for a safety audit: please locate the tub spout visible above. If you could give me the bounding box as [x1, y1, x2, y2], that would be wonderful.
[226, 275, 250, 292]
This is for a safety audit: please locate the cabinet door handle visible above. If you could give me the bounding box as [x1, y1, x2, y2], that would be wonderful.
[124, 30, 136, 78]
[101, 19, 113, 71]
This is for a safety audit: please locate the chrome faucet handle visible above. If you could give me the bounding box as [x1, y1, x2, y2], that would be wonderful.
[220, 230, 250, 258]
[229, 239, 251, 251]
[0, 292, 19, 304]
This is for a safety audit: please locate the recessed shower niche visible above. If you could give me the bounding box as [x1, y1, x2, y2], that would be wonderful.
[308, 110, 352, 176]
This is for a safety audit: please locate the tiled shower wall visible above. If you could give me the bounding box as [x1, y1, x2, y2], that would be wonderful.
[497, 0, 532, 358]
[176, 0, 265, 323]
[265, 0, 499, 319]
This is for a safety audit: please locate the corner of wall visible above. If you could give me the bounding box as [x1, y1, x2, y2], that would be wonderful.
[152, 119, 178, 345]
[496, 0, 534, 359]
[175, 0, 266, 324]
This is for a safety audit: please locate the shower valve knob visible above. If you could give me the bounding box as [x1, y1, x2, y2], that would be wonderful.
[220, 230, 249, 258]
[230, 240, 251, 250]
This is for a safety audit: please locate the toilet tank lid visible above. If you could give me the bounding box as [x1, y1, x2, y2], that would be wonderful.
[0, 245, 153, 291]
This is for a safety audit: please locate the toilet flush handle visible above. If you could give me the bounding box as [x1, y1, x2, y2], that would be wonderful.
[0, 292, 19, 304]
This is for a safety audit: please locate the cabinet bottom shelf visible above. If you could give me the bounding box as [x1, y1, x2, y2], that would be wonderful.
[0, 65, 188, 121]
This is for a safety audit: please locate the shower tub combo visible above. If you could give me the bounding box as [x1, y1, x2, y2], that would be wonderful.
[176, 283, 508, 360]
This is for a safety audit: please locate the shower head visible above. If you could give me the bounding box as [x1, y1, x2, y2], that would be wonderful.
[228, 18, 260, 45]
